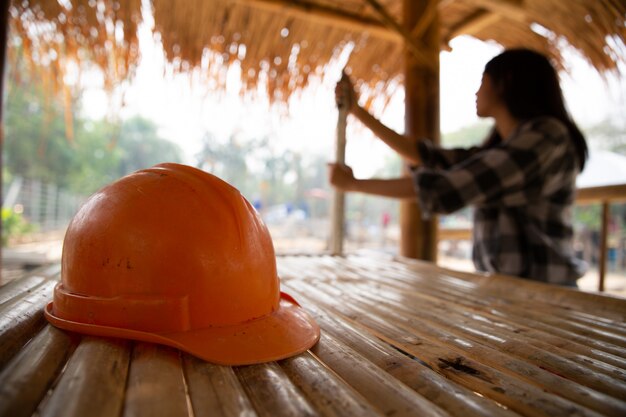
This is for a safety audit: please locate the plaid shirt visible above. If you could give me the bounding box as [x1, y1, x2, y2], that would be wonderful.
[411, 117, 586, 285]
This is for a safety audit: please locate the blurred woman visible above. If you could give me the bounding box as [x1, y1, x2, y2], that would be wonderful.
[329, 49, 587, 286]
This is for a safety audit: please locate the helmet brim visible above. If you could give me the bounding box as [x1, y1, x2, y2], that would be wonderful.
[44, 293, 320, 365]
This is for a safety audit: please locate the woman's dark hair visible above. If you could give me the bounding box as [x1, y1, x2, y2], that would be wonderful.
[482, 48, 588, 171]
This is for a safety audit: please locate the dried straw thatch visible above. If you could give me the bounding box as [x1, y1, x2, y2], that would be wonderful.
[9, 0, 626, 105]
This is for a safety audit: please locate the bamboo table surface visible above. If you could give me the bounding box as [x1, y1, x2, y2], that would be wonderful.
[1, 253, 625, 417]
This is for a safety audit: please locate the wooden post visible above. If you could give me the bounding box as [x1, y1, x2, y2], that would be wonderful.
[0, 0, 10, 271]
[400, 0, 439, 261]
[330, 72, 348, 255]
[598, 202, 609, 292]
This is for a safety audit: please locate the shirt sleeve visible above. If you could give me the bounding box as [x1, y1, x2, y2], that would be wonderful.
[417, 139, 483, 169]
[412, 119, 571, 218]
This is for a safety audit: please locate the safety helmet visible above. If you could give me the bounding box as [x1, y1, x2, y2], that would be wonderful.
[45, 163, 320, 365]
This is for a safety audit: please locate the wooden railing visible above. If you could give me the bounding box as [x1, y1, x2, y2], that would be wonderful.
[439, 183, 626, 292]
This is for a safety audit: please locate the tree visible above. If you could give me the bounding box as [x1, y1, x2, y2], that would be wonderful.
[4, 81, 183, 196]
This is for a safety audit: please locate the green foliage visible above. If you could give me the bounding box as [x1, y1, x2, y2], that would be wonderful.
[2, 208, 35, 246]
[441, 122, 491, 148]
[4, 81, 183, 197]
[582, 119, 626, 155]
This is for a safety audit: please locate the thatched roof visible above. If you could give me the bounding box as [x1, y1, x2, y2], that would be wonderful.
[9, 0, 626, 104]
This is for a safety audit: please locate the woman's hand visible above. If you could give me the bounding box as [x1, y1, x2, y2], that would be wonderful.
[335, 74, 357, 113]
[328, 163, 356, 191]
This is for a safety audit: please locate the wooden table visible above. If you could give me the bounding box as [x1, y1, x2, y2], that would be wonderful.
[1, 253, 625, 417]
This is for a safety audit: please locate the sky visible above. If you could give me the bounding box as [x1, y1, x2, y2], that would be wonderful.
[79, 6, 626, 179]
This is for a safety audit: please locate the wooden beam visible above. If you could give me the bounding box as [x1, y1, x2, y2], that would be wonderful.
[576, 184, 626, 204]
[446, 10, 502, 40]
[363, 0, 435, 71]
[235, 0, 401, 42]
[410, 0, 438, 39]
[462, 0, 527, 23]
[401, 0, 439, 261]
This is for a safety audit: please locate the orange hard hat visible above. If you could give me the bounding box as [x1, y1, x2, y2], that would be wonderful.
[45, 163, 320, 365]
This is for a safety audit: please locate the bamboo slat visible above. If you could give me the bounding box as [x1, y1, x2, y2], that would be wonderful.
[234, 362, 317, 417]
[0, 281, 56, 368]
[0, 275, 45, 307]
[38, 337, 131, 417]
[123, 343, 189, 417]
[344, 285, 626, 401]
[279, 352, 383, 417]
[282, 283, 518, 417]
[310, 333, 451, 417]
[349, 278, 626, 373]
[0, 326, 74, 417]
[337, 255, 626, 354]
[1, 254, 626, 417]
[286, 278, 613, 417]
[182, 354, 257, 417]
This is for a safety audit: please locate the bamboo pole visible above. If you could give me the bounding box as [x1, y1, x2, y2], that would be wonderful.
[401, 0, 439, 260]
[599, 201, 610, 292]
[330, 72, 348, 256]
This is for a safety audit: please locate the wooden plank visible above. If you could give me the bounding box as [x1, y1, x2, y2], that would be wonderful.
[289, 279, 621, 417]
[0, 281, 55, 368]
[39, 337, 130, 417]
[283, 283, 517, 417]
[123, 343, 189, 417]
[234, 362, 317, 417]
[310, 333, 450, 417]
[279, 352, 384, 417]
[0, 326, 75, 417]
[182, 353, 257, 417]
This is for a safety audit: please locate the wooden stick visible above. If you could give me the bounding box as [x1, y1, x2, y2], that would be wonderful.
[330, 71, 348, 256]
[599, 201, 610, 292]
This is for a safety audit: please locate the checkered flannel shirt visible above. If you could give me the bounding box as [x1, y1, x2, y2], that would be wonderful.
[411, 116, 586, 285]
